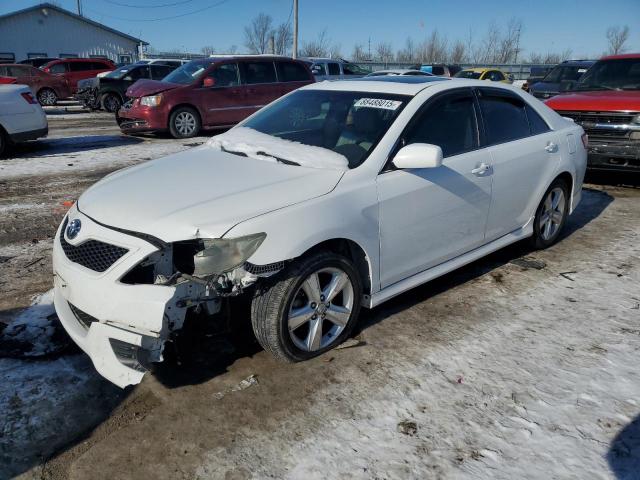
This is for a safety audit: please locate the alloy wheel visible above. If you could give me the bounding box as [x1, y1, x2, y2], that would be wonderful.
[288, 267, 354, 352]
[103, 95, 121, 113]
[539, 187, 565, 241]
[174, 112, 197, 136]
[38, 89, 56, 106]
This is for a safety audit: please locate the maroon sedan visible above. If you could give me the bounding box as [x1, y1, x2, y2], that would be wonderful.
[0, 64, 72, 105]
[118, 56, 315, 138]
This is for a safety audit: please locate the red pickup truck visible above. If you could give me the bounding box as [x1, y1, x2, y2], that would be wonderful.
[545, 54, 640, 173]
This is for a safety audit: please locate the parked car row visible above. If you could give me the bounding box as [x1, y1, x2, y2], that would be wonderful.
[0, 84, 48, 157]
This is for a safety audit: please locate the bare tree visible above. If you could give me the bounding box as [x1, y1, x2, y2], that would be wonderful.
[396, 37, 418, 63]
[479, 22, 501, 63]
[449, 40, 467, 64]
[497, 17, 523, 63]
[227, 45, 238, 54]
[300, 29, 338, 58]
[274, 22, 292, 55]
[200, 45, 216, 56]
[606, 25, 630, 55]
[421, 30, 448, 63]
[375, 41, 394, 64]
[352, 43, 367, 61]
[244, 13, 274, 54]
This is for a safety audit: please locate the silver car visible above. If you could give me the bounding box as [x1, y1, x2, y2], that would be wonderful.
[304, 58, 369, 81]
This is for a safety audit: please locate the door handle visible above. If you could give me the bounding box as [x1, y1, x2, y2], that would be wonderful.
[471, 162, 491, 175]
[545, 142, 558, 153]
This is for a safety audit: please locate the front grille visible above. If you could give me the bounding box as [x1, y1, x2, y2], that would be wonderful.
[60, 217, 129, 273]
[68, 302, 98, 330]
[558, 111, 636, 125]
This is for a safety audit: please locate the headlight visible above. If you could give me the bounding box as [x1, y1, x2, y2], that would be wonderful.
[140, 94, 162, 107]
[192, 233, 266, 278]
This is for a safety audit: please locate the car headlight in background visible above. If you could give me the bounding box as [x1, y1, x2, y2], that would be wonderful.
[192, 233, 266, 278]
[140, 94, 162, 107]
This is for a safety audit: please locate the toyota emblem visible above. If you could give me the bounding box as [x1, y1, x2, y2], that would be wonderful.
[66, 219, 82, 239]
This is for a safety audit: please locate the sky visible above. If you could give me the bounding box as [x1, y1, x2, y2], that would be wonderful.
[1, 0, 639, 59]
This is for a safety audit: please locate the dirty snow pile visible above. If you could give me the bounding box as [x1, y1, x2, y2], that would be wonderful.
[208, 127, 349, 170]
[0, 290, 67, 358]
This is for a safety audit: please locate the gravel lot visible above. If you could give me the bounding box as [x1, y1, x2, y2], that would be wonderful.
[1, 107, 639, 480]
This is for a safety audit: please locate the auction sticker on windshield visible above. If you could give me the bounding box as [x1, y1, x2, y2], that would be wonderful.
[354, 98, 403, 110]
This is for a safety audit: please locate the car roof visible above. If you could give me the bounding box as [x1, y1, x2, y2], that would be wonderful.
[194, 55, 304, 64]
[462, 67, 497, 73]
[600, 53, 640, 60]
[304, 76, 531, 97]
[370, 69, 429, 75]
[559, 59, 596, 66]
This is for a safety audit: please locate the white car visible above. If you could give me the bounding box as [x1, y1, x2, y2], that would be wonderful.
[52, 76, 587, 387]
[0, 84, 48, 157]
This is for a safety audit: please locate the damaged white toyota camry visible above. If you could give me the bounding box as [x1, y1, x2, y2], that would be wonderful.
[53, 76, 587, 387]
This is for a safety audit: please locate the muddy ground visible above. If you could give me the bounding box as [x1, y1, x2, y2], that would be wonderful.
[1, 108, 639, 480]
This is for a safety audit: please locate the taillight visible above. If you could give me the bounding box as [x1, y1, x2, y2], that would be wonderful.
[21, 92, 37, 104]
[581, 133, 589, 149]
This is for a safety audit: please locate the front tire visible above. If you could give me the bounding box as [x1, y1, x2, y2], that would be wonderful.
[169, 106, 201, 138]
[37, 88, 57, 106]
[530, 178, 570, 249]
[251, 251, 363, 362]
[101, 93, 122, 113]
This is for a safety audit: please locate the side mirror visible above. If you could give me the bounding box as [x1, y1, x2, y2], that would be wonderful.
[392, 143, 443, 169]
[203, 77, 216, 87]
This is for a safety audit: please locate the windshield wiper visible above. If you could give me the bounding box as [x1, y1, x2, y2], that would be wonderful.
[255, 151, 301, 166]
[220, 145, 248, 157]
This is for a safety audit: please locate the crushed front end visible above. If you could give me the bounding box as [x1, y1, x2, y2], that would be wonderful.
[52, 205, 278, 387]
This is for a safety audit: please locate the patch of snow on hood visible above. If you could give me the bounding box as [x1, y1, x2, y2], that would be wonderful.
[207, 127, 349, 171]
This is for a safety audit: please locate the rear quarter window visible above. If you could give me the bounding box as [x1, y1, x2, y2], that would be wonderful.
[327, 63, 340, 75]
[243, 62, 277, 84]
[525, 104, 551, 135]
[276, 61, 310, 82]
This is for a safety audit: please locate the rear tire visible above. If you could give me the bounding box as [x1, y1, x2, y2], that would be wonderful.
[37, 88, 57, 106]
[101, 93, 122, 113]
[530, 178, 570, 249]
[169, 106, 201, 138]
[251, 251, 362, 362]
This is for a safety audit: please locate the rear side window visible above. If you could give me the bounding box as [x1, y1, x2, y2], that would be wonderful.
[310, 63, 326, 76]
[405, 89, 479, 157]
[7, 66, 28, 76]
[69, 61, 91, 71]
[243, 62, 276, 84]
[128, 66, 149, 80]
[150, 65, 175, 80]
[478, 89, 530, 144]
[91, 61, 109, 70]
[431, 66, 445, 75]
[327, 63, 340, 75]
[525, 104, 550, 135]
[276, 61, 309, 82]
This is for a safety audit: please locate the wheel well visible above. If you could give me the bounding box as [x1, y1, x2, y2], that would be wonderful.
[555, 171, 574, 197]
[302, 239, 372, 295]
[102, 91, 122, 101]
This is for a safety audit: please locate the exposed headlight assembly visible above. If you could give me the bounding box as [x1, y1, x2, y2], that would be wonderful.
[140, 94, 162, 107]
[192, 233, 266, 278]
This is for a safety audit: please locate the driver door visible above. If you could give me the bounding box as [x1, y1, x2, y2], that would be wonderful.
[200, 62, 246, 127]
[377, 88, 493, 288]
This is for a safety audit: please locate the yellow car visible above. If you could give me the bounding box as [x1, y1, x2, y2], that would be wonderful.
[454, 68, 513, 83]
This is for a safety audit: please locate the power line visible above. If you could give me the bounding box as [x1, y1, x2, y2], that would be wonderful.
[101, 0, 194, 8]
[87, 0, 233, 22]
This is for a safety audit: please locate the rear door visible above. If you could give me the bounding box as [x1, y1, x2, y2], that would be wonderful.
[241, 60, 279, 114]
[199, 62, 246, 126]
[477, 87, 559, 241]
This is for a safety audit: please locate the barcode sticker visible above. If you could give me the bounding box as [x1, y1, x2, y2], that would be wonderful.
[354, 98, 402, 110]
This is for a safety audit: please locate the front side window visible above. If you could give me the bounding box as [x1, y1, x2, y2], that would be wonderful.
[69, 62, 91, 72]
[327, 63, 340, 75]
[478, 89, 530, 144]
[455, 70, 482, 80]
[404, 90, 479, 157]
[310, 63, 326, 76]
[150, 65, 175, 80]
[342, 63, 368, 75]
[243, 62, 277, 84]
[162, 60, 210, 85]
[7, 65, 29, 77]
[49, 62, 68, 74]
[207, 63, 239, 86]
[239, 90, 409, 169]
[126, 66, 149, 80]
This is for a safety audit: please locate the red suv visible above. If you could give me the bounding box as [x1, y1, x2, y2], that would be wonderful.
[545, 53, 640, 173]
[117, 56, 315, 138]
[41, 58, 115, 94]
[0, 64, 72, 105]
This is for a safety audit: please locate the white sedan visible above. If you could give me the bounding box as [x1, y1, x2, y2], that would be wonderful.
[52, 76, 587, 387]
[0, 84, 48, 156]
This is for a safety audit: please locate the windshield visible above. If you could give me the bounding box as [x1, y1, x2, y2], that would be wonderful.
[574, 58, 640, 91]
[104, 65, 132, 79]
[216, 90, 409, 169]
[162, 60, 210, 84]
[455, 70, 482, 79]
[543, 65, 589, 83]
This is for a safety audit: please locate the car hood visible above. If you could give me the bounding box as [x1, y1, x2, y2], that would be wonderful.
[78, 77, 99, 89]
[125, 79, 179, 98]
[77, 145, 345, 242]
[545, 90, 640, 111]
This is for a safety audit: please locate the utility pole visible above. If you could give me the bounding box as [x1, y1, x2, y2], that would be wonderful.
[76, 0, 83, 16]
[292, 0, 298, 59]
